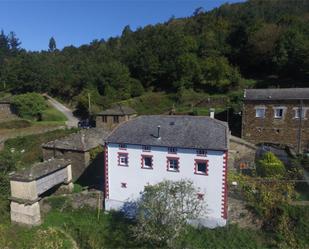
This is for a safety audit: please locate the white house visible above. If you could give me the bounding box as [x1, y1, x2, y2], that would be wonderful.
[104, 115, 229, 228]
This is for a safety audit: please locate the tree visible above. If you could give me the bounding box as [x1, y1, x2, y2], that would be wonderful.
[48, 37, 57, 52]
[12, 93, 47, 120]
[8, 31, 21, 53]
[257, 152, 285, 178]
[132, 180, 206, 248]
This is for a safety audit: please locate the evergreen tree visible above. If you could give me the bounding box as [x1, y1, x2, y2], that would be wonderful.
[8, 31, 21, 53]
[48, 37, 57, 52]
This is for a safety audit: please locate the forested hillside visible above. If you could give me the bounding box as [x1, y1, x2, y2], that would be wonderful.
[0, 0, 308, 113]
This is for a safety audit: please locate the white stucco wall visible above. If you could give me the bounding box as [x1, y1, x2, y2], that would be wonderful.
[105, 143, 227, 228]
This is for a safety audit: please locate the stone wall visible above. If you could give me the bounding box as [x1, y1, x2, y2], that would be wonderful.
[42, 148, 89, 181]
[228, 135, 257, 171]
[0, 103, 14, 120]
[242, 100, 309, 151]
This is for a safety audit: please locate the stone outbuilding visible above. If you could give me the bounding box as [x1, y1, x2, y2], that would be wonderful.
[41, 128, 109, 182]
[0, 96, 15, 120]
[95, 105, 137, 130]
[9, 159, 72, 226]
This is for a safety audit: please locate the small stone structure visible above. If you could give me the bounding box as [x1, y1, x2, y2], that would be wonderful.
[0, 97, 15, 120]
[9, 159, 72, 226]
[95, 105, 137, 130]
[41, 128, 109, 181]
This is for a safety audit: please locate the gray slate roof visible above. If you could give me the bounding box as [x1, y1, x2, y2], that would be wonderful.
[97, 105, 136, 116]
[42, 128, 110, 152]
[245, 88, 309, 100]
[9, 158, 70, 182]
[106, 115, 229, 150]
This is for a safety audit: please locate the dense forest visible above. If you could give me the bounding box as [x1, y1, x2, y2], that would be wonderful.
[0, 0, 308, 113]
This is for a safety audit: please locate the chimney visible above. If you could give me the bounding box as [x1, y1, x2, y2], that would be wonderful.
[157, 125, 161, 139]
[209, 108, 215, 119]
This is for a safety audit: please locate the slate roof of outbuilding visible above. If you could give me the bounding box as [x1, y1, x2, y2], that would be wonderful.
[244, 88, 309, 100]
[42, 128, 109, 152]
[9, 158, 70, 182]
[106, 115, 229, 150]
[97, 105, 137, 116]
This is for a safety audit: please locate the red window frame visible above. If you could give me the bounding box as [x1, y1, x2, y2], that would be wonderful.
[166, 157, 180, 172]
[194, 159, 209, 175]
[118, 152, 129, 167]
[141, 155, 153, 169]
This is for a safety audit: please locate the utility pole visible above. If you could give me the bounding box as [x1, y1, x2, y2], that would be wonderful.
[297, 99, 303, 154]
[88, 92, 91, 114]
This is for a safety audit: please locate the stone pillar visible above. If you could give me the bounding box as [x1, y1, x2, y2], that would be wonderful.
[10, 201, 41, 226]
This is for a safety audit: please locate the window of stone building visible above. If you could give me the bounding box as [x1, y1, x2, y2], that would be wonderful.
[255, 107, 265, 118]
[141, 155, 153, 169]
[113, 116, 119, 123]
[102, 116, 107, 122]
[274, 107, 285, 119]
[293, 108, 307, 119]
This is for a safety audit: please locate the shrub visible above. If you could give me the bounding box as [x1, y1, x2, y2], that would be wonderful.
[12, 93, 47, 120]
[133, 180, 206, 248]
[257, 152, 285, 177]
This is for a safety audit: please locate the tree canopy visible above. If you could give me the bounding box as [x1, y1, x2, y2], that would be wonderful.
[0, 0, 308, 109]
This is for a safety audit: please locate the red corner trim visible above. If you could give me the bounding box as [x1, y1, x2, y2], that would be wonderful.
[104, 144, 109, 199]
[221, 151, 228, 219]
[194, 159, 209, 176]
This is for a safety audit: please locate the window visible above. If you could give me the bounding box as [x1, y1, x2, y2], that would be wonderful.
[167, 157, 179, 171]
[273, 107, 285, 119]
[255, 108, 265, 118]
[141, 155, 153, 169]
[194, 159, 208, 175]
[197, 193, 204, 200]
[118, 153, 128, 166]
[294, 108, 306, 119]
[102, 116, 107, 123]
[113, 116, 119, 123]
[168, 147, 177, 154]
[119, 144, 127, 150]
[142, 145, 151, 151]
[121, 182, 127, 188]
[196, 149, 207, 156]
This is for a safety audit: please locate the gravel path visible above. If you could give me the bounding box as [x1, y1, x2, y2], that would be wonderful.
[44, 95, 79, 127]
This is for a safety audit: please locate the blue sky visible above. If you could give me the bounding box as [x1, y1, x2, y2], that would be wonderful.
[0, 0, 244, 51]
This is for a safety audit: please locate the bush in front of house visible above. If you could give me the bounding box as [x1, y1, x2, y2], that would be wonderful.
[257, 152, 285, 178]
[12, 93, 47, 120]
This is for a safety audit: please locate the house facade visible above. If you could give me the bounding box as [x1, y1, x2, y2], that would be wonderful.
[104, 115, 229, 228]
[242, 88, 309, 152]
[96, 105, 137, 130]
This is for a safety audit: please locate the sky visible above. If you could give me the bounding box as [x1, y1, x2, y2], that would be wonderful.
[0, 0, 244, 51]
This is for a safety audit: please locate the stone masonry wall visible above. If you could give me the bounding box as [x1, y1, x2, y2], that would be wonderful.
[42, 148, 87, 181]
[0, 103, 14, 120]
[242, 100, 309, 151]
